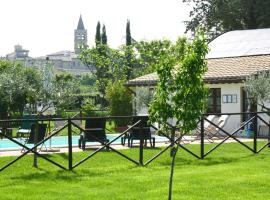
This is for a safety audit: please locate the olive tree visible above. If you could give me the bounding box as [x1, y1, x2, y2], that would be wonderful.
[37, 61, 79, 115]
[149, 33, 208, 200]
[245, 70, 270, 113]
[0, 60, 42, 117]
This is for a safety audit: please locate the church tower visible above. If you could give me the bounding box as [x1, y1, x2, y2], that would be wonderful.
[74, 15, 87, 54]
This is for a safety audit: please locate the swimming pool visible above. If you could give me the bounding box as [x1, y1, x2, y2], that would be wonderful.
[0, 135, 169, 151]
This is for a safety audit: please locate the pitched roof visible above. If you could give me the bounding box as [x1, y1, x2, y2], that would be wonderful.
[77, 15, 85, 30]
[207, 28, 270, 59]
[205, 55, 270, 83]
[126, 55, 270, 86]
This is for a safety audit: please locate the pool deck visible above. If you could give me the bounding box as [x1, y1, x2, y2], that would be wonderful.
[0, 136, 265, 157]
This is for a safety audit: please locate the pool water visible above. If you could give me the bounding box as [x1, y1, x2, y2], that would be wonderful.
[0, 135, 169, 150]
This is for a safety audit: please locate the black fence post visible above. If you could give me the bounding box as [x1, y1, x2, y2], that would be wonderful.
[80, 110, 83, 134]
[33, 120, 38, 167]
[139, 119, 144, 166]
[253, 113, 258, 153]
[170, 126, 176, 157]
[268, 125, 270, 148]
[68, 118, 73, 170]
[267, 119, 270, 148]
[200, 116, 204, 159]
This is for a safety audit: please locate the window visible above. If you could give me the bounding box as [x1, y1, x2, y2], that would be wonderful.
[207, 88, 221, 113]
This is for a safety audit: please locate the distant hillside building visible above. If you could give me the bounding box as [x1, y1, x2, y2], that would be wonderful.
[4, 15, 91, 75]
[6, 44, 29, 59]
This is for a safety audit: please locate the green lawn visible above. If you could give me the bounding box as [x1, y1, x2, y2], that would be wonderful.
[0, 142, 270, 200]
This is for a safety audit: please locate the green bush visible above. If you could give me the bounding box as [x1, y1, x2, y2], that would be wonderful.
[81, 99, 109, 117]
[106, 80, 132, 127]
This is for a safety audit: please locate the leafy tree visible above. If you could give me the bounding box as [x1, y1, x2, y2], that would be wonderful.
[30, 61, 79, 115]
[80, 45, 124, 107]
[0, 60, 44, 117]
[134, 38, 187, 76]
[0, 62, 26, 117]
[79, 73, 96, 86]
[0, 60, 80, 117]
[149, 33, 208, 200]
[183, 0, 270, 40]
[95, 21, 101, 46]
[23, 67, 43, 112]
[133, 39, 171, 76]
[105, 80, 132, 127]
[245, 70, 270, 113]
[101, 24, 107, 45]
[53, 72, 80, 111]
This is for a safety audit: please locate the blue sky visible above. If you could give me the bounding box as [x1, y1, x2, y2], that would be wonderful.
[0, 0, 191, 57]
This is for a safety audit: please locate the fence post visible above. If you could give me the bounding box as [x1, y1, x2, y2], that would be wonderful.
[33, 120, 38, 168]
[200, 116, 204, 159]
[253, 113, 258, 153]
[139, 119, 144, 166]
[68, 118, 73, 170]
[268, 124, 270, 148]
[170, 126, 176, 157]
[80, 109, 83, 134]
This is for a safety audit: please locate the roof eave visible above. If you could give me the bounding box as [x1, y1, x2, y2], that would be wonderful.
[125, 77, 245, 87]
[124, 81, 158, 87]
[204, 77, 245, 84]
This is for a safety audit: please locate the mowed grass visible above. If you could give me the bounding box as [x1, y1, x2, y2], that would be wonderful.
[0, 142, 270, 200]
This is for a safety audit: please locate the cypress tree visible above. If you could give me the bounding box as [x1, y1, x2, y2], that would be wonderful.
[125, 19, 133, 80]
[101, 24, 107, 45]
[126, 19, 131, 46]
[95, 21, 101, 46]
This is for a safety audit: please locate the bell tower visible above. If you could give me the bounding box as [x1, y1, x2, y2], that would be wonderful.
[74, 15, 87, 54]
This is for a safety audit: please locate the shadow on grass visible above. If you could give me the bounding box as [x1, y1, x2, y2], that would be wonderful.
[45, 153, 69, 160]
[159, 153, 257, 167]
[9, 162, 140, 182]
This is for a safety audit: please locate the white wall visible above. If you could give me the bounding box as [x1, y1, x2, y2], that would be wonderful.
[208, 83, 243, 133]
[133, 82, 269, 136]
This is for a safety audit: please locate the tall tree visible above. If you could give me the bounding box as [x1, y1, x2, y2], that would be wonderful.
[126, 19, 132, 46]
[149, 33, 208, 200]
[183, 0, 270, 40]
[95, 21, 101, 46]
[80, 45, 125, 108]
[125, 19, 133, 80]
[134, 38, 187, 76]
[101, 24, 107, 45]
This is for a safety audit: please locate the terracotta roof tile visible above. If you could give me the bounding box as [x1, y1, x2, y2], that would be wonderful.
[126, 55, 270, 86]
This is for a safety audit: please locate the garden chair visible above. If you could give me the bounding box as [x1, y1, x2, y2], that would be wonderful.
[17, 115, 36, 138]
[193, 115, 217, 142]
[0, 120, 13, 138]
[21, 123, 47, 152]
[204, 115, 229, 142]
[122, 116, 155, 148]
[78, 118, 109, 151]
[53, 120, 66, 131]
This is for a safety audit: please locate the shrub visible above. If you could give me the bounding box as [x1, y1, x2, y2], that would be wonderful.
[106, 80, 132, 127]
